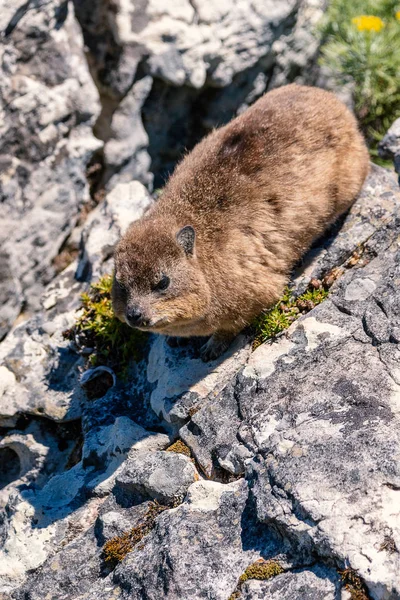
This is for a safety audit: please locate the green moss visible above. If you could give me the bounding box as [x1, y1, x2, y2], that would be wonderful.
[103, 501, 170, 568]
[166, 440, 192, 458]
[238, 560, 284, 584]
[253, 281, 329, 349]
[64, 274, 148, 377]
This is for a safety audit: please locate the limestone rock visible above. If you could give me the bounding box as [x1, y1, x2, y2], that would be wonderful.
[0, 310, 86, 424]
[0, 0, 101, 335]
[74, 0, 325, 186]
[115, 450, 198, 503]
[113, 479, 265, 600]
[379, 118, 400, 175]
[76, 180, 153, 281]
[240, 566, 341, 599]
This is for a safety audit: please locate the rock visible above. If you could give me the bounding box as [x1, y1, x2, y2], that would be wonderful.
[104, 77, 154, 191]
[113, 479, 268, 600]
[2, 140, 400, 600]
[115, 450, 198, 504]
[74, 0, 325, 186]
[379, 118, 400, 175]
[182, 221, 400, 597]
[83, 417, 170, 496]
[0, 310, 86, 424]
[0, 416, 168, 594]
[240, 565, 341, 599]
[0, 0, 101, 335]
[147, 333, 252, 425]
[0, 421, 76, 507]
[76, 180, 153, 281]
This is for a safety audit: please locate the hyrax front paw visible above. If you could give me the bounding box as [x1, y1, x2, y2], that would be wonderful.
[200, 333, 233, 362]
[166, 336, 190, 349]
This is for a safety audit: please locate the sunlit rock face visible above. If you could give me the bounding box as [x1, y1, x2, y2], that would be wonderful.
[2, 1, 400, 599]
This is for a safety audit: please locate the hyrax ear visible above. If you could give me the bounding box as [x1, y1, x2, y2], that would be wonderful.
[176, 225, 195, 256]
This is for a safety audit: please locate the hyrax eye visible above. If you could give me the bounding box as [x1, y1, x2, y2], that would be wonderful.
[154, 274, 170, 291]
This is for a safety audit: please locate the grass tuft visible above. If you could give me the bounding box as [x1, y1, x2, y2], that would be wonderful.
[339, 568, 370, 600]
[252, 280, 329, 349]
[238, 560, 284, 584]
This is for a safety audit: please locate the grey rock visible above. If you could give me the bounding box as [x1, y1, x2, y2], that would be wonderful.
[76, 180, 153, 281]
[0, 311, 86, 424]
[113, 479, 265, 600]
[74, 0, 325, 187]
[104, 76, 154, 191]
[379, 118, 400, 175]
[241, 565, 341, 600]
[184, 229, 400, 597]
[147, 333, 252, 426]
[3, 141, 400, 600]
[115, 450, 197, 504]
[0, 0, 101, 335]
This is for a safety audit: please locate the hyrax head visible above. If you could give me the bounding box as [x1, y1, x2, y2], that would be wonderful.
[112, 218, 210, 335]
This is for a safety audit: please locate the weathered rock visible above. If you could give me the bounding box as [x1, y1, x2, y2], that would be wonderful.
[2, 142, 400, 600]
[379, 118, 400, 175]
[0, 0, 101, 335]
[0, 420, 76, 507]
[0, 417, 168, 593]
[240, 565, 341, 600]
[74, 0, 325, 186]
[182, 222, 400, 597]
[113, 479, 271, 600]
[0, 310, 86, 424]
[115, 450, 197, 503]
[76, 180, 153, 281]
[147, 333, 252, 425]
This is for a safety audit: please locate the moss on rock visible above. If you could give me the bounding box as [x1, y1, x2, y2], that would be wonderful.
[238, 560, 284, 583]
[103, 501, 170, 568]
[64, 274, 148, 376]
[253, 282, 329, 349]
[166, 440, 192, 458]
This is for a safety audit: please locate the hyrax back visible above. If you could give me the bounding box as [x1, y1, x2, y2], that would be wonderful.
[113, 84, 369, 360]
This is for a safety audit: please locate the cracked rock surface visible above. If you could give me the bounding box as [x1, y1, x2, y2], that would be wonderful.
[0, 0, 101, 336]
[2, 1, 400, 599]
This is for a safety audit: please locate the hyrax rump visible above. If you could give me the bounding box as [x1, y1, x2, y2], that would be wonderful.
[112, 84, 369, 360]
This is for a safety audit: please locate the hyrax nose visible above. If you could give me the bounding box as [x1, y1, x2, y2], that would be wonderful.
[126, 306, 143, 326]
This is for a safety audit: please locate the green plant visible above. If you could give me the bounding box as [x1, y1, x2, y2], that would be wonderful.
[319, 0, 400, 155]
[64, 274, 148, 376]
[253, 282, 329, 349]
[229, 560, 284, 599]
[238, 560, 284, 583]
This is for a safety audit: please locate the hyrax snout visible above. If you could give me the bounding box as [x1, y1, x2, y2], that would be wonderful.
[112, 84, 370, 360]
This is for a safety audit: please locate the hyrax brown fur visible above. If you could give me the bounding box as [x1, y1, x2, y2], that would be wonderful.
[112, 84, 369, 360]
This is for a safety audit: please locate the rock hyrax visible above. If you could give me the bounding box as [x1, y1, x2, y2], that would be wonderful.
[112, 84, 369, 360]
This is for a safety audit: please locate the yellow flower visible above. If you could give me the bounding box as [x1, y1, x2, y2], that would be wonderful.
[352, 15, 385, 32]
[396, 10, 400, 20]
